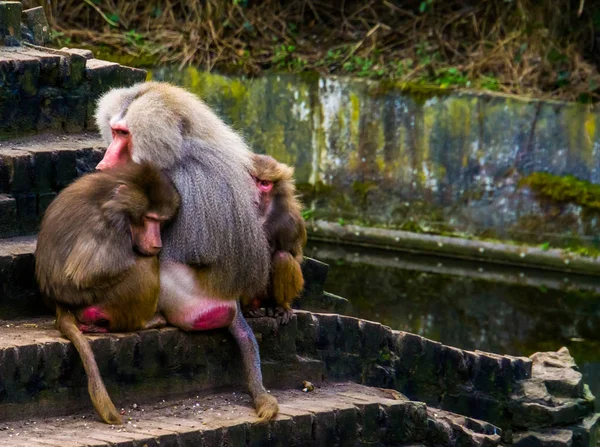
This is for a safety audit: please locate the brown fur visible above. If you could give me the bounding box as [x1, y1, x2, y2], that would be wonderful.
[247, 154, 307, 315]
[271, 252, 305, 309]
[56, 307, 122, 425]
[35, 161, 180, 424]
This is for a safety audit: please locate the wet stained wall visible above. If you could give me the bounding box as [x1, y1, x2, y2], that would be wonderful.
[149, 68, 600, 248]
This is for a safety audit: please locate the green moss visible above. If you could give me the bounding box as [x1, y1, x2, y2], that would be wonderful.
[400, 220, 426, 233]
[370, 79, 453, 106]
[352, 180, 378, 203]
[297, 71, 322, 85]
[519, 172, 600, 211]
[563, 245, 600, 258]
[20, 69, 37, 97]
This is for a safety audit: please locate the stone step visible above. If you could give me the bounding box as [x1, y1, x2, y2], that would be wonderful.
[0, 133, 105, 237]
[0, 310, 595, 444]
[0, 44, 146, 139]
[0, 381, 505, 447]
[0, 315, 325, 423]
[0, 234, 333, 318]
[0, 194, 16, 236]
[0, 312, 506, 446]
[0, 235, 42, 318]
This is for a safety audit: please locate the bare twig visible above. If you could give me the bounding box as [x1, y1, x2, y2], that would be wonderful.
[82, 0, 119, 27]
[21, 0, 600, 103]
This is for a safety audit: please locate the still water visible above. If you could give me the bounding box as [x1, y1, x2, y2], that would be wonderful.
[305, 242, 600, 400]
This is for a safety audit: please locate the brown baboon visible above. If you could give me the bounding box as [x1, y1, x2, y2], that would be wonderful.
[244, 154, 306, 324]
[35, 161, 180, 425]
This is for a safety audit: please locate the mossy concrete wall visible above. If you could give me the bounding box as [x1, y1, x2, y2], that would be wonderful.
[150, 68, 600, 248]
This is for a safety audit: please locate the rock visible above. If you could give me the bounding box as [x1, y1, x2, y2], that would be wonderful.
[427, 408, 503, 447]
[299, 256, 329, 297]
[509, 348, 595, 429]
[21, 6, 50, 45]
[530, 347, 584, 398]
[513, 428, 573, 447]
[568, 412, 600, 447]
[0, 1, 22, 45]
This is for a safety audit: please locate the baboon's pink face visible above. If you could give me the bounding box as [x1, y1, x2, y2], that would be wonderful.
[96, 121, 133, 170]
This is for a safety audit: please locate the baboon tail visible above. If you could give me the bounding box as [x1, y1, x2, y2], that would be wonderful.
[272, 251, 304, 309]
[56, 306, 122, 425]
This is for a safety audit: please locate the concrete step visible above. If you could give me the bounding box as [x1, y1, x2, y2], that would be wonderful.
[0, 382, 504, 447]
[0, 313, 504, 446]
[0, 235, 41, 318]
[0, 133, 105, 238]
[0, 233, 335, 318]
[0, 315, 325, 423]
[0, 45, 146, 139]
[0, 311, 598, 446]
[0, 310, 597, 445]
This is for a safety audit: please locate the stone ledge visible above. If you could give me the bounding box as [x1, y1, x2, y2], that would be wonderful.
[0, 194, 16, 236]
[0, 311, 594, 442]
[0, 45, 146, 138]
[308, 220, 600, 277]
[0, 133, 104, 193]
[0, 2, 21, 45]
[512, 414, 600, 447]
[0, 133, 105, 237]
[0, 382, 502, 447]
[0, 235, 39, 317]
[508, 348, 596, 430]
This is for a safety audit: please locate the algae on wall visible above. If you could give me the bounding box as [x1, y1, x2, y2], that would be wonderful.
[149, 67, 600, 249]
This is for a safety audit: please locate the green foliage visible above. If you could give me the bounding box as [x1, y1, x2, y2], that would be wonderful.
[431, 67, 469, 88]
[378, 346, 392, 362]
[534, 239, 600, 258]
[301, 208, 315, 220]
[419, 0, 434, 13]
[400, 220, 426, 233]
[478, 75, 501, 91]
[272, 44, 306, 71]
[395, 59, 414, 77]
[49, 30, 71, 46]
[124, 29, 144, 45]
[342, 56, 383, 77]
[107, 13, 119, 25]
[415, 42, 439, 66]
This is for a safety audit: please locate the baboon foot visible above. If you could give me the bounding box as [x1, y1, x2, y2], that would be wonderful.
[266, 306, 293, 325]
[98, 403, 122, 425]
[144, 313, 167, 329]
[254, 392, 279, 421]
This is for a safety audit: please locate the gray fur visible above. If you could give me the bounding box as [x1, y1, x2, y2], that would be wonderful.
[95, 82, 270, 298]
[162, 138, 269, 298]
